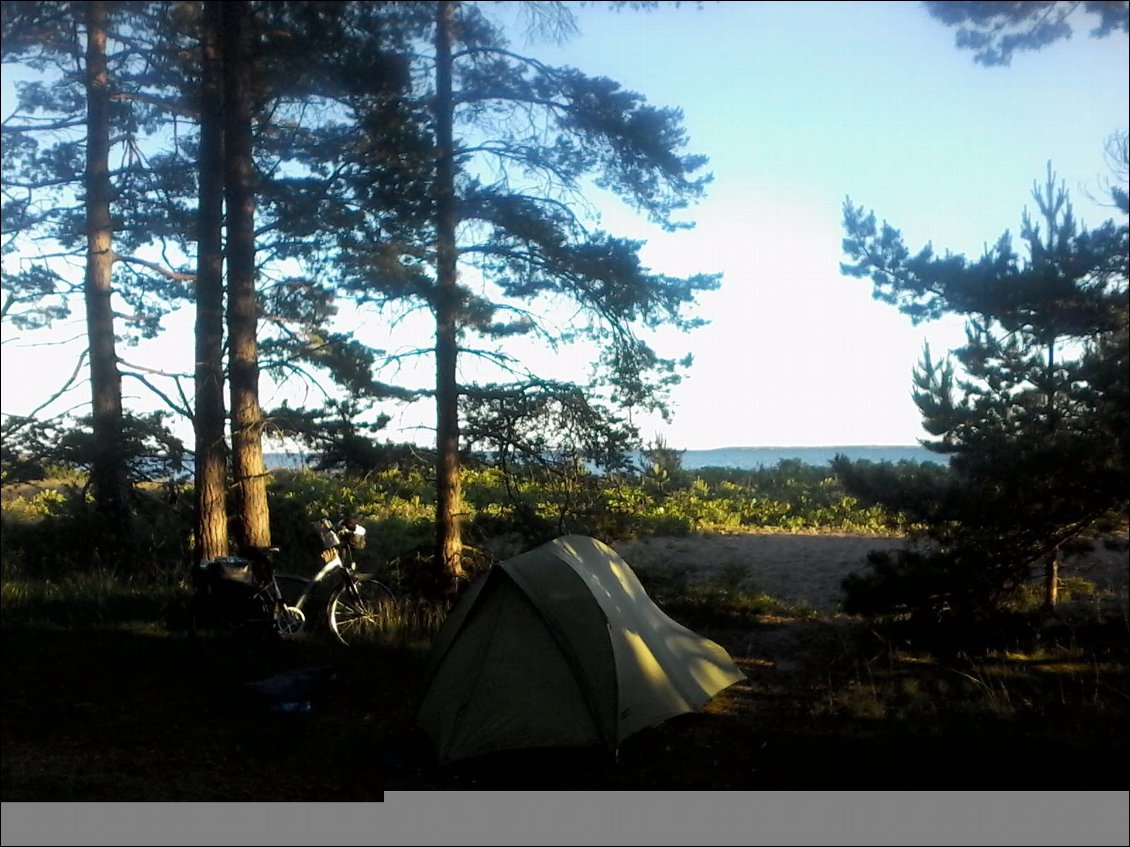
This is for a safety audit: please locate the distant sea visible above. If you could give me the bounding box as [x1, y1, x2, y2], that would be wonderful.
[262, 445, 946, 472]
[674, 445, 947, 470]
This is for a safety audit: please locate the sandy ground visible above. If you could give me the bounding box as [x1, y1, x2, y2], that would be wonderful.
[611, 531, 1130, 613]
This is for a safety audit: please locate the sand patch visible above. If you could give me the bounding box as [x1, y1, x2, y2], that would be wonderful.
[612, 532, 1129, 613]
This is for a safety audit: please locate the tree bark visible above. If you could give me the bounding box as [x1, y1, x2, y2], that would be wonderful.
[1043, 547, 1060, 612]
[83, 1, 129, 534]
[432, 0, 466, 585]
[194, 0, 229, 563]
[222, 0, 270, 550]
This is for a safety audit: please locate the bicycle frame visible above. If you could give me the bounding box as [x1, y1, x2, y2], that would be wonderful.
[280, 553, 350, 615]
[272, 541, 362, 636]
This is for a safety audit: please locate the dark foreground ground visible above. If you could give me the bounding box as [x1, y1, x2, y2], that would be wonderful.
[3, 606, 1127, 799]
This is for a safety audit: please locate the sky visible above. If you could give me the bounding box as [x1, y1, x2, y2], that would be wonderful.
[2, 1, 1128, 450]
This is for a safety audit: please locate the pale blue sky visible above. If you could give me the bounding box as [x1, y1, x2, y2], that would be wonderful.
[2, 1, 1128, 449]
[495, 0, 1130, 448]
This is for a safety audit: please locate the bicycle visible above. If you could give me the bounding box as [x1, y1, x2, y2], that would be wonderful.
[187, 516, 398, 655]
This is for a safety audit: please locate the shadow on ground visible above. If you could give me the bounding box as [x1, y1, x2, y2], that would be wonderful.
[5, 610, 1125, 799]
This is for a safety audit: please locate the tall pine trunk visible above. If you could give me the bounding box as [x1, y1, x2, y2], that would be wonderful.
[83, 1, 129, 536]
[1043, 547, 1060, 612]
[1042, 341, 1059, 609]
[222, 0, 270, 550]
[433, 0, 465, 586]
[194, 0, 229, 563]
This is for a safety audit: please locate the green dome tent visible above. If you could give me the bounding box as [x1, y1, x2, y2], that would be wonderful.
[416, 535, 746, 765]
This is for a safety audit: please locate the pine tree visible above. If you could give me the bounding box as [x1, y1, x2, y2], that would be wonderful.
[1, 1, 162, 537]
[924, 1, 1129, 66]
[193, 0, 228, 563]
[323, 1, 719, 583]
[838, 155, 1129, 619]
[3, 1, 419, 558]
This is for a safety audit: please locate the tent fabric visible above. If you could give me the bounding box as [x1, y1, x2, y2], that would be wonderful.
[416, 535, 746, 764]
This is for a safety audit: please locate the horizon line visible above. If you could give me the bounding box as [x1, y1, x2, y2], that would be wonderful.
[263, 443, 933, 454]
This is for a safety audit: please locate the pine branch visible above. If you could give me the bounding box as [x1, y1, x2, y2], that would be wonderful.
[121, 369, 193, 419]
[112, 252, 195, 282]
[1, 117, 86, 133]
[22, 349, 89, 422]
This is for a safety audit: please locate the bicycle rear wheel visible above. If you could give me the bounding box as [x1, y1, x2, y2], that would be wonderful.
[328, 575, 398, 646]
[270, 573, 312, 638]
[187, 585, 273, 658]
[273, 573, 312, 607]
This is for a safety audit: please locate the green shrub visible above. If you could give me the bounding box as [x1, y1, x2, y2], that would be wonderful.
[0, 483, 192, 582]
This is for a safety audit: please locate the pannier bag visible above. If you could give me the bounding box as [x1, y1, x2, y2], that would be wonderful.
[193, 556, 255, 588]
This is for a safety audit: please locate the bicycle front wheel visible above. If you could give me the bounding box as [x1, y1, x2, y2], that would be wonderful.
[328, 575, 398, 646]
